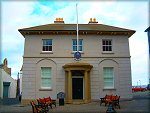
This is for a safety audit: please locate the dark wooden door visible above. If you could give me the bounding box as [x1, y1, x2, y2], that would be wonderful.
[72, 78, 83, 99]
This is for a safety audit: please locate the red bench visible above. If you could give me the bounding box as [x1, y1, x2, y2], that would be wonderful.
[30, 101, 49, 113]
[100, 94, 120, 109]
[37, 97, 56, 109]
[44, 97, 56, 108]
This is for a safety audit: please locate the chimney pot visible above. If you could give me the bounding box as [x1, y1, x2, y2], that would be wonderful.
[54, 17, 64, 24]
[90, 18, 92, 22]
[88, 18, 98, 24]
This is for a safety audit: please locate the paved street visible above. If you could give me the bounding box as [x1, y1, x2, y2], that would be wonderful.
[0, 91, 149, 113]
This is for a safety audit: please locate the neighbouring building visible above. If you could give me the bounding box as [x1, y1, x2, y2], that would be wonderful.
[0, 58, 17, 99]
[19, 18, 135, 105]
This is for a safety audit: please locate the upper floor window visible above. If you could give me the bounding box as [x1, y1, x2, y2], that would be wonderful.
[41, 67, 52, 89]
[72, 39, 83, 52]
[103, 67, 114, 89]
[102, 39, 112, 51]
[42, 39, 52, 51]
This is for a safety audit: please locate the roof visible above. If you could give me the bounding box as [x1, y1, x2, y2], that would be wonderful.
[18, 23, 135, 37]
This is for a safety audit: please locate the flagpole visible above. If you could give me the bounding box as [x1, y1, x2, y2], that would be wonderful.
[76, 0, 79, 52]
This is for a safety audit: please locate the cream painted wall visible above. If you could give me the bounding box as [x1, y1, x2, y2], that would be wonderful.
[22, 34, 132, 102]
[24, 35, 130, 58]
[22, 57, 132, 100]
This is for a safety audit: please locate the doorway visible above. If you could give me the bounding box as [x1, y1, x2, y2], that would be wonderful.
[3, 82, 10, 98]
[72, 70, 84, 99]
[72, 78, 83, 99]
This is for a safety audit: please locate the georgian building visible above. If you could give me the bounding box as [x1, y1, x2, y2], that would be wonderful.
[19, 18, 135, 105]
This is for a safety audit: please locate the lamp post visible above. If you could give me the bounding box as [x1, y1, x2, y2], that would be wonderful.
[139, 80, 141, 87]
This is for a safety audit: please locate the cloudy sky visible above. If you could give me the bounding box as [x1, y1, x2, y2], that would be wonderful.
[1, 0, 149, 86]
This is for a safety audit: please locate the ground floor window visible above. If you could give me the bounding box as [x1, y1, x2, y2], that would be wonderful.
[103, 67, 114, 89]
[41, 67, 52, 89]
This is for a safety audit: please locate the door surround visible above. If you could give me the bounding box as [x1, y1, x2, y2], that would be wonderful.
[63, 62, 93, 104]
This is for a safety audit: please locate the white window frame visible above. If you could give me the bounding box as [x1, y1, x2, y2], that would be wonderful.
[102, 39, 112, 52]
[72, 39, 83, 52]
[42, 39, 52, 52]
[41, 67, 52, 89]
[103, 67, 114, 89]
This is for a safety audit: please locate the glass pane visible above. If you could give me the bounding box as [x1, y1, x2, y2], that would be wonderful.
[105, 41, 107, 45]
[104, 68, 113, 77]
[41, 67, 51, 78]
[48, 46, 52, 51]
[109, 41, 111, 45]
[43, 39, 52, 45]
[73, 40, 77, 45]
[79, 46, 82, 51]
[79, 39, 82, 45]
[43, 40, 46, 45]
[108, 46, 112, 51]
[102, 40, 105, 45]
[43, 46, 46, 51]
[41, 78, 51, 87]
[73, 46, 77, 51]
[47, 40, 52, 45]
[106, 46, 109, 51]
[103, 46, 105, 51]
[104, 81, 113, 87]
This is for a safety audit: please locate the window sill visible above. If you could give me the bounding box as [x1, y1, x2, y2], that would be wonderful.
[102, 51, 114, 54]
[40, 51, 53, 54]
[39, 88, 52, 91]
[103, 88, 116, 91]
[71, 51, 84, 54]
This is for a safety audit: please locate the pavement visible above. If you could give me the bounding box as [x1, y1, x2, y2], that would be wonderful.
[0, 91, 149, 113]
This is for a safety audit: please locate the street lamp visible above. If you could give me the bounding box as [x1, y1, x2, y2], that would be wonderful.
[137, 81, 138, 87]
[139, 80, 141, 87]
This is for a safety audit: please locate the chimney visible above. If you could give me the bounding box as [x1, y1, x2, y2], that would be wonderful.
[88, 18, 98, 24]
[3, 58, 11, 75]
[54, 18, 64, 24]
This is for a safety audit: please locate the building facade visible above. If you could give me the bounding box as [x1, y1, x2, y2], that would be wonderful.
[0, 58, 17, 99]
[19, 18, 135, 105]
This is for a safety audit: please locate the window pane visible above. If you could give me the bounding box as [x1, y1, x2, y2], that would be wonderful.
[41, 78, 51, 87]
[47, 40, 52, 45]
[109, 41, 111, 45]
[73, 40, 77, 45]
[42, 39, 52, 51]
[79, 40, 82, 45]
[43, 46, 46, 51]
[41, 67, 52, 88]
[48, 46, 52, 51]
[104, 80, 113, 88]
[73, 46, 77, 51]
[78, 46, 82, 51]
[103, 46, 105, 51]
[103, 40, 105, 45]
[106, 40, 109, 45]
[102, 40, 112, 51]
[72, 39, 83, 51]
[108, 46, 112, 51]
[103, 67, 114, 88]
